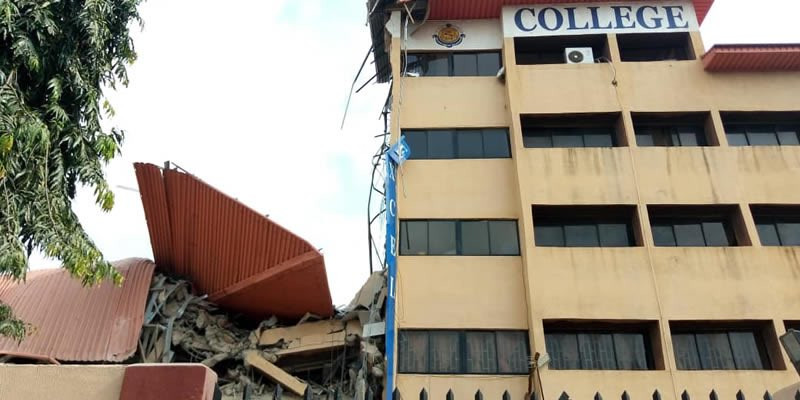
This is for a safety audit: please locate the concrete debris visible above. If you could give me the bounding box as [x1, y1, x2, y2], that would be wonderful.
[138, 271, 387, 400]
[244, 351, 308, 395]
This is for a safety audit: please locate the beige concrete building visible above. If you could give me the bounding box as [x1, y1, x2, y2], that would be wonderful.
[367, 0, 800, 398]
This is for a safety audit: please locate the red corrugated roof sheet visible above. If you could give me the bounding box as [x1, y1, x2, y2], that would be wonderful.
[134, 163, 333, 319]
[0, 258, 155, 362]
[703, 44, 800, 72]
[427, 0, 714, 24]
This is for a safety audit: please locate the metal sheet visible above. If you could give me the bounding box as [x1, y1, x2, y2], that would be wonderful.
[427, 0, 714, 24]
[134, 163, 334, 319]
[703, 44, 800, 72]
[0, 258, 155, 362]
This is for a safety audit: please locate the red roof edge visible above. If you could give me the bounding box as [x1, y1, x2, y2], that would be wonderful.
[134, 163, 334, 319]
[703, 43, 800, 72]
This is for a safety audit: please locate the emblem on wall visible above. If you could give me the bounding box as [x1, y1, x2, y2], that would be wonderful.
[433, 24, 465, 48]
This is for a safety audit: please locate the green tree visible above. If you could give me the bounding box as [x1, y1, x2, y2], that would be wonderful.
[0, 0, 144, 340]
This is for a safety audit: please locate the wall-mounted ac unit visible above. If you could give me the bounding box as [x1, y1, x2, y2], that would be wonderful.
[565, 47, 594, 64]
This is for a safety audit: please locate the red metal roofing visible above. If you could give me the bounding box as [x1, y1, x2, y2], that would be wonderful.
[134, 163, 334, 319]
[427, 0, 714, 24]
[702, 44, 800, 72]
[0, 258, 155, 362]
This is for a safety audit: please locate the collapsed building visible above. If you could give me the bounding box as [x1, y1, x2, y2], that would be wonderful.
[0, 163, 387, 400]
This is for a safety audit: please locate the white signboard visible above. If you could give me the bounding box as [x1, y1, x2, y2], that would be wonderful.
[407, 20, 502, 51]
[502, 1, 698, 37]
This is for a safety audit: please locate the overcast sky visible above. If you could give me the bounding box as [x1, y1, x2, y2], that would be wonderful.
[31, 0, 800, 305]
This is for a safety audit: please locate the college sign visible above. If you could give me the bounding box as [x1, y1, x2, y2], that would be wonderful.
[502, 1, 698, 37]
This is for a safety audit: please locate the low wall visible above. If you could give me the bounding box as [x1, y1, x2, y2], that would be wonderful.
[0, 363, 217, 400]
[0, 365, 126, 400]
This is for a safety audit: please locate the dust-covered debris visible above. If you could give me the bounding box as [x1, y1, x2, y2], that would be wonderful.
[137, 271, 387, 400]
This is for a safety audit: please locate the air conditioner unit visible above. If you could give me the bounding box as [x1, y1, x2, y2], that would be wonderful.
[565, 47, 594, 64]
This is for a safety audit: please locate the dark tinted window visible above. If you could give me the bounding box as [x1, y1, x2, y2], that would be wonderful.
[546, 331, 651, 370]
[400, 221, 428, 255]
[489, 220, 521, 255]
[534, 225, 565, 247]
[651, 218, 736, 247]
[565, 224, 600, 247]
[460, 221, 490, 255]
[617, 32, 693, 62]
[457, 130, 484, 158]
[430, 331, 461, 373]
[533, 209, 636, 248]
[752, 207, 800, 246]
[496, 331, 530, 374]
[402, 129, 511, 159]
[514, 34, 608, 65]
[672, 330, 771, 370]
[726, 129, 748, 146]
[635, 126, 706, 147]
[482, 129, 511, 158]
[398, 330, 529, 375]
[400, 220, 520, 256]
[403, 130, 428, 159]
[398, 331, 429, 373]
[599, 223, 633, 246]
[477, 52, 502, 76]
[465, 331, 497, 373]
[452, 53, 478, 76]
[428, 130, 455, 159]
[522, 114, 620, 148]
[405, 53, 449, 76]
[725, 124, 800, 147]
[405, 52, 501, 77]
[428, 220, 457, 255]
[525, 128, 616, 148]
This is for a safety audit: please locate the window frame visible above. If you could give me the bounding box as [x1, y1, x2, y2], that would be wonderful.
[616, 32, 695, 62]
[751, 205, 800, 246]
[399, 219, 521, 256]
[397, 330, 530, 375]
[521, 113, 623, 149]
[650, 218, 737, 247]
[543, 321, 658, 371]
[532, 205, 639, 248]
[635, 125, 708, 147]
[724, 123, 800, 147]
[648, 205, 744, 247]
[671, 328, 773, 371]
[404, 51, 503, 77]
[523, 127, 617, 148]
[402, 129, 512, 160]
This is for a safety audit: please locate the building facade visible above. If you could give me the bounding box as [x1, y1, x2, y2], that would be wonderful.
[368, 0, 800, 398]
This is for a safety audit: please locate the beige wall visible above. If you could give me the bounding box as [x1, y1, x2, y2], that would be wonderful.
[0, 365, 125, 400]
[389, 19, 800, 398]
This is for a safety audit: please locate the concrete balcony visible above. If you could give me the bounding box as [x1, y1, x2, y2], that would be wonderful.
[397, 77, 509, 128]
[398, 159, 518, 219]
[396, 256, 528, 329]
[517, 147, 638, 205]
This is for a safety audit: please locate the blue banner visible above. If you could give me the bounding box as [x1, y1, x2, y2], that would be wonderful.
[384, 137, 409, 399]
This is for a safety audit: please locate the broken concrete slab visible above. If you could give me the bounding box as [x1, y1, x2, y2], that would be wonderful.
[362, 322, 385, 338]
[345, 272, 384, 312]
[259, 319, 362, 356]
[244, 351, 307, 395]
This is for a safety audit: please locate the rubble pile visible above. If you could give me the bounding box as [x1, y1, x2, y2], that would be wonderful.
[137, 272, 387, 400]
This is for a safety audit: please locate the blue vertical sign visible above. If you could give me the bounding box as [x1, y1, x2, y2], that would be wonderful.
[384, 136, 409, 400]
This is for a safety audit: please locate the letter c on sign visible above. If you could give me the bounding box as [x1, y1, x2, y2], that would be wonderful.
[538, 7, 564, 31]
[514, 8, 536, 32]
[389, 199, 396, 217]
